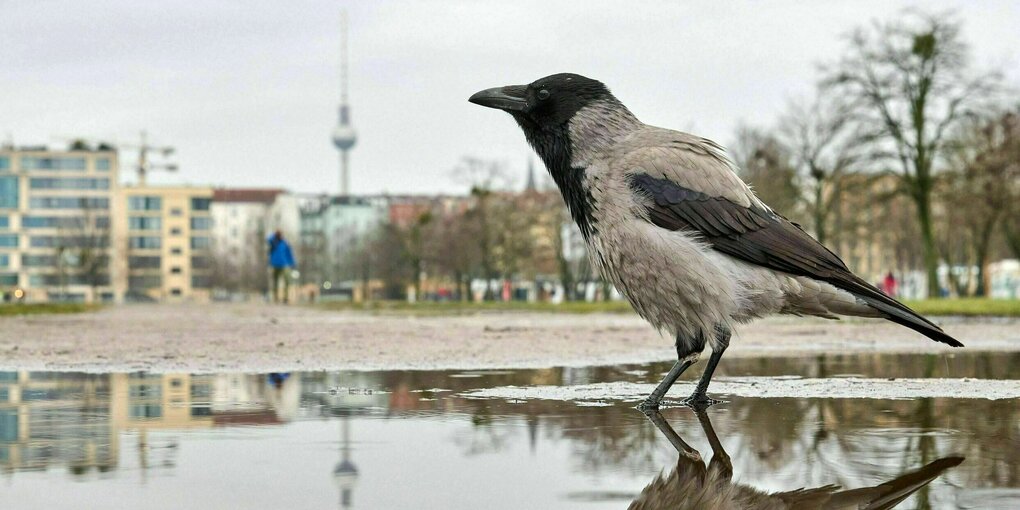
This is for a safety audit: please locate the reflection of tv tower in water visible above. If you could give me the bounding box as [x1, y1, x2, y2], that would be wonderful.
[331, 10, 358, 196]
[332, 414, 358, 509]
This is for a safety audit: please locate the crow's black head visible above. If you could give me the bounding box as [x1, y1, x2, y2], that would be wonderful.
[469, 74, 622, 240]
[469, 73, 615, 129]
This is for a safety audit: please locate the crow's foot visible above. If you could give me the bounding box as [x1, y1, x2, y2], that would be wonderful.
[682, 394, 722, 411]
[636, 398, 662, 413]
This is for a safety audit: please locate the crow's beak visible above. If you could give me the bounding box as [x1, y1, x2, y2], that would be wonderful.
[468, 85, 528, 112]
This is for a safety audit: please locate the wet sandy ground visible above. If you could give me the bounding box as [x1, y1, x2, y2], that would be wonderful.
[1, 303, 1017, 373]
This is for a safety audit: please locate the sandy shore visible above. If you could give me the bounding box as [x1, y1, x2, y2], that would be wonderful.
[1, 303, 1017, 372]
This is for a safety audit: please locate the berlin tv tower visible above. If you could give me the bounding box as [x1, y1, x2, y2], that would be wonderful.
[331, 11, 357, 196]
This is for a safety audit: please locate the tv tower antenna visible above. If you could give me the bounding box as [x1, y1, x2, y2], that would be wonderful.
[331, 10, 357, 196]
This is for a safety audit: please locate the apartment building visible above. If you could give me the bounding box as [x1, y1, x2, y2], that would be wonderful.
[119, 185, 214, 302]
[0, 147, 123, 302]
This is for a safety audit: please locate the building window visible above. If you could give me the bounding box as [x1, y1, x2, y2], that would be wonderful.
[21, 254, 56, 267]
[190, 237, 210, 250]
[129, 216, 162, 231]
[0, 273, 17, 286]
[129, 405, 162, 419]
[190, 217, 212, 230]
[169, 227, 182, 236]
[170, 266, 182, 274]
[95, 158, 111, 171]
[128, 196, 162, 211]
[0, 216, 7, 229]
[170, 207, 183, 216]
[20, 156, 86, 171]
[28, 197, 109, 209]
[0, 176, 18, 209]
[30, 273, 110, 286]
[170, 247, 183, 255]
[29, 177, 110, 190]
[128, 275, 161, 289]
[129, 236, 161, 249]
[0, 156, 9, 170]
[190, 197, 211, 211]
[0, 254, 9, 268]
[128, 256, 161, 269]
[170, 288, 182, 296]
[30, 236, 109, 248]
[190, 256, 210, 269]
[21, 216, 105, 229]
[0, 235, 17, 248]
[191, 275, 211, 288]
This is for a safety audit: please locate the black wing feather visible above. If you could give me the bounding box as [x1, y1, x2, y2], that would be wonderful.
[629, 174, 962, 347]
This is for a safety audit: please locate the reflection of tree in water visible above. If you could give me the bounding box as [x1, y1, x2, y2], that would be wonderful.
[451, 405, 518, 456]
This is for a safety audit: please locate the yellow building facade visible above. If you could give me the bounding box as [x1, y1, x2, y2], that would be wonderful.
[118, 186, 214, 302]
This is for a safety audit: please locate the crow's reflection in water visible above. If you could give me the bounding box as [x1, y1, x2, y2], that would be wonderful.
[629, 410, 963, 510]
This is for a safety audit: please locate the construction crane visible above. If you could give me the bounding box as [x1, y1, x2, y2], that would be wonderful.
[127, 130, 177, 186]
[51, 130, 178, 185]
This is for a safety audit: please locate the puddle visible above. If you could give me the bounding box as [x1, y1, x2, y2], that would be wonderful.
[1, 352, 1018, 509]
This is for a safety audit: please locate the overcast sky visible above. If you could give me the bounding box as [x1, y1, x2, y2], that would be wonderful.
[1, 1, 1017, 195]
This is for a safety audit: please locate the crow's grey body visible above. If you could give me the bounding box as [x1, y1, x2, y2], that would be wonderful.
[568, 107, 879, 352]
[469, 73, 962, 407]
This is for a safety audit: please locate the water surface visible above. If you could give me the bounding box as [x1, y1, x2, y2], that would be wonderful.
[1, 352, 1018, 509]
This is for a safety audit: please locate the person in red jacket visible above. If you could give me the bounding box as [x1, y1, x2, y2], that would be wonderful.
[883, 271, 898, 298]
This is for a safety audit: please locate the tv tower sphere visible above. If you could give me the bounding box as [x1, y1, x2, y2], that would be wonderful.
[332, 113, 357, 150]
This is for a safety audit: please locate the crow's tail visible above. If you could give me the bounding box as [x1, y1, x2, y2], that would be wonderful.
[839, 273, 964, 347]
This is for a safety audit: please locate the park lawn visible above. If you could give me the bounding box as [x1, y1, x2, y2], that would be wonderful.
[902, 298, 1020, 318]
[320, 298, 1020, 317]
[0, 303, 101, 317]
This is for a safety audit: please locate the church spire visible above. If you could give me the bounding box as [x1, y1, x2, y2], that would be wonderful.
[525, 157, 537, 192]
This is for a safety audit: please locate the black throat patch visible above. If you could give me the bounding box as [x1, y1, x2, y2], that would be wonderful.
[520, 120, 596, 239]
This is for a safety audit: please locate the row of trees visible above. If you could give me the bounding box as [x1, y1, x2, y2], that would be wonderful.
[732, 11, 1019, 297]
[320, 158, 582, 301]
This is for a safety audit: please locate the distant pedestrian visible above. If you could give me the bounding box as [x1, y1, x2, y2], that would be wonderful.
[268, 230, 296, 304]
[883, 271, 898, 298]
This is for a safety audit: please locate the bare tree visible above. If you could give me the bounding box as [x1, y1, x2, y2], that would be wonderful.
[778, 93, 866, 246]
[56, 201, 111, 302]
[425, 209, 481, 301]
[823, 10, 1001, 297]
[730, 124, 802, 219]
[450, 157, 512, 300]
[939, 109, 1020, 296]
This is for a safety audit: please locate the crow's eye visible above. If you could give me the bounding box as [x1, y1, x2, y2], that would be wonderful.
[537, 89, 550, 100]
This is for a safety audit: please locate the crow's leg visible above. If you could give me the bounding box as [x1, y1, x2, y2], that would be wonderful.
[693, 408, 732, 481]
[637, 331, 705, 411]
[642, 409, 702, 462]
[683, 327, 731, 410]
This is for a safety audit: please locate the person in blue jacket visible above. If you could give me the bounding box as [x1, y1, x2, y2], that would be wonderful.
[267, 230, 296, 303]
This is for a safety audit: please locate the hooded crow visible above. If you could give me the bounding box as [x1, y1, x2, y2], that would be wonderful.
[469, 73, 963, 410]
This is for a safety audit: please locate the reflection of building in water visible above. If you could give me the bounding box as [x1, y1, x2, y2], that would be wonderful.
[110, 373, 215, 430]
[0, 371, 118, 475]
[0, 371, 298, 475]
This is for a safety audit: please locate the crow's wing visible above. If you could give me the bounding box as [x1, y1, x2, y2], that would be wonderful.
[619, 137, 961, 347]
